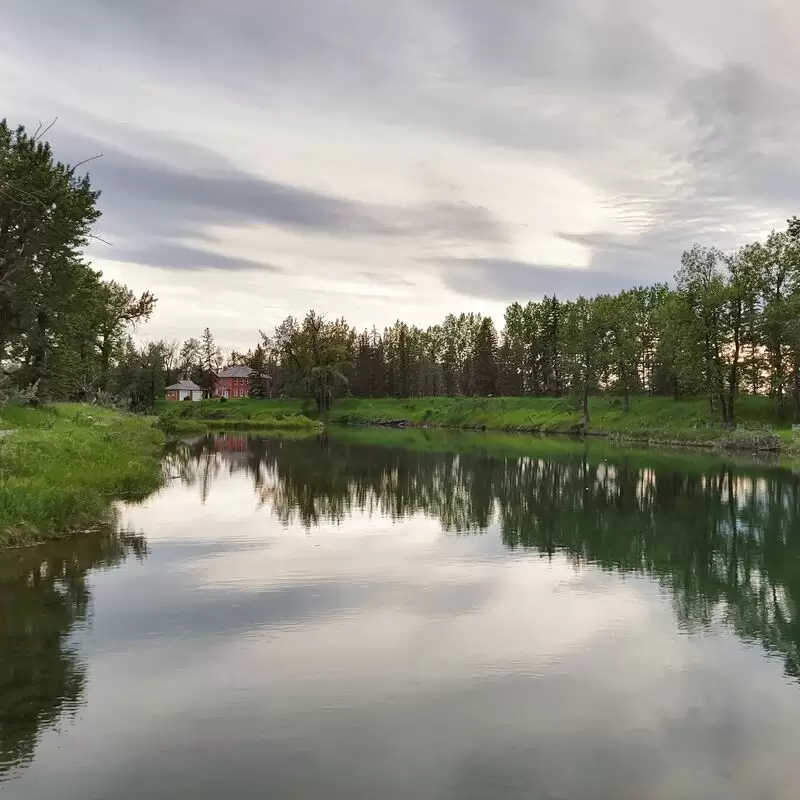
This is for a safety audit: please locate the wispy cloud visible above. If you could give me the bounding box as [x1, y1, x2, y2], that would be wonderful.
[2, 0, 797, 346]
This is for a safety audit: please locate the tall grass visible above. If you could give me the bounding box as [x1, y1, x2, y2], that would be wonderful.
[0, 404, 164, 548]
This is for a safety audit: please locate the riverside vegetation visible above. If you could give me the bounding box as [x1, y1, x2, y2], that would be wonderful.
[0, 405, 163, 548]
[156, 395, 790, 451]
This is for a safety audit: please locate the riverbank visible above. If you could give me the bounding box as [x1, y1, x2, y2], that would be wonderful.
[157, 400, 322, 435]
[157, 396, 795, 452]
[0, 404, 164, 548]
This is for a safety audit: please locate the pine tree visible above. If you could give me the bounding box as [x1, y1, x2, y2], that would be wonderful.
[200, 328, 221, 396]
[473, 317, 499, 396]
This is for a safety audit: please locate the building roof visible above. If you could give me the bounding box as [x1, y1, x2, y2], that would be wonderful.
[217, 364, 255, 378]
[165, 379, 202, 391]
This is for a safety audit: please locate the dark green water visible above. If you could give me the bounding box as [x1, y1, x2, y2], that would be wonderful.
[3, 430, 800, 799]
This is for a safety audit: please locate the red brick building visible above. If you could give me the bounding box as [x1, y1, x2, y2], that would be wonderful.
[214, 365, 255, 399]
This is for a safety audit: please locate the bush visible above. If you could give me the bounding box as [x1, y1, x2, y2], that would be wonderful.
[717, 427, 781, 452]
[0, 375, 40, 409]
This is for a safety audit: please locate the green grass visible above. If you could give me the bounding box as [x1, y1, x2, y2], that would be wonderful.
[323, 395, 790, 450]
[156, 398, 321, 434]
[0, 404, 165, 548]
[157, 395, 796, 451]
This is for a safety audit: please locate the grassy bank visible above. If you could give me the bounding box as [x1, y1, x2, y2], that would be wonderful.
[157, 395, 797, 451]
[0, 404, 164, 548]
[156, 398, 321, 434]
[327, 396, 794, 450]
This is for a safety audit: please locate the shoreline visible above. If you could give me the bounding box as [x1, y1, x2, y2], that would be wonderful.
[4, 396, 797, 550]
[156, 396, 798, 454]
[0, 405, 165, 549]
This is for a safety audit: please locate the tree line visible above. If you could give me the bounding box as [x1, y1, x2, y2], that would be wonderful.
[5, 117, 800, 425]
[221, 222, 800, 426]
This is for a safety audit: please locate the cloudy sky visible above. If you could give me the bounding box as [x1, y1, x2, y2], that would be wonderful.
[2, 1, 798, 350]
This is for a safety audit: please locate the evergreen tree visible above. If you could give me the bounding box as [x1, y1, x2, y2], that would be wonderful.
[200, 327, 221, 396]
[473, 317, 499, 396]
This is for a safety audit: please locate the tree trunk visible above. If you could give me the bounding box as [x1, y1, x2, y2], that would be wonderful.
[620, 364, 630, 412]
[582, 383, 590, 430]
[750, 341, 759, 395]
[30, 309, 48, 389]
[99, 332, 113, 393]
[793, 354, 800, 422]
[718, 390, 729, 427]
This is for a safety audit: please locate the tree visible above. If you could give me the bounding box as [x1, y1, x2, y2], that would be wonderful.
[670, 245, 729, 421]
[499, 303, 525, 396]
[473, 317, 498, 396]
[595, 292, 639, 412]
[0, 120, 100, 362]
[749, 231, 800, 414]
[178, 337, 202, 383]
[720, 246, 761, 425]
[267, 311, 352, 411]
[200, 327, 222, 396]
[0, 119, 157, 403]
[95, 282, 155, 391]
[563, 296, 604, 428]
[111, 338, 175, 410]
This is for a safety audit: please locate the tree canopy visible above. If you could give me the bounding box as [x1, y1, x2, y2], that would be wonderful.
[0, 119, 155, 402]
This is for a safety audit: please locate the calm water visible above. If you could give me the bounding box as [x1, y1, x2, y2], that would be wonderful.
[3, 430, 800, 799]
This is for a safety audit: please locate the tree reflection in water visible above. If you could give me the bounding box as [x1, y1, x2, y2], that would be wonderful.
[166, 431, 800, 681]
[0, 523, 147, 780]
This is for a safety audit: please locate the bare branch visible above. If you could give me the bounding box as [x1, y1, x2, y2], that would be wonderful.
[32, 117, 58, 142]
[70, 153, 103, 172]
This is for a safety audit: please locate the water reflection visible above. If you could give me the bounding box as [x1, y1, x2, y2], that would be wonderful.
[0, 525, 148, 780]
[167, 431, 800, 681]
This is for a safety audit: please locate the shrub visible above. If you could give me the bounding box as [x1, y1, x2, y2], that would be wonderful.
[717, 427, 781, 452]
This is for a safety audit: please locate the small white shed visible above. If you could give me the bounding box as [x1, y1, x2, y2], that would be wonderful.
[165, 379, 203, 402]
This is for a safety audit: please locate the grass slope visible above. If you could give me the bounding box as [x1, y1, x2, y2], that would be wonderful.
[327, 396, 794, 449]
[0, 404, 164, 548]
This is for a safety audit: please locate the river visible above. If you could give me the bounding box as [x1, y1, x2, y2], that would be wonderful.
[2, 429, 800, 799]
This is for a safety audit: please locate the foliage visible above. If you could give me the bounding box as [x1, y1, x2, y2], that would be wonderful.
[263, 311, 352, 411]
[0, 119, 156, 403]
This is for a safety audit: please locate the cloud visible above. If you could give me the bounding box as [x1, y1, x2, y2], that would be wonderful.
[2, 0, 799, 346]
[108, 242, 283, 273]
[436, 257, 638, 301]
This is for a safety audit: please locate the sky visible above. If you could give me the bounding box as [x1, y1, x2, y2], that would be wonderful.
[2, 1, 799, 351]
